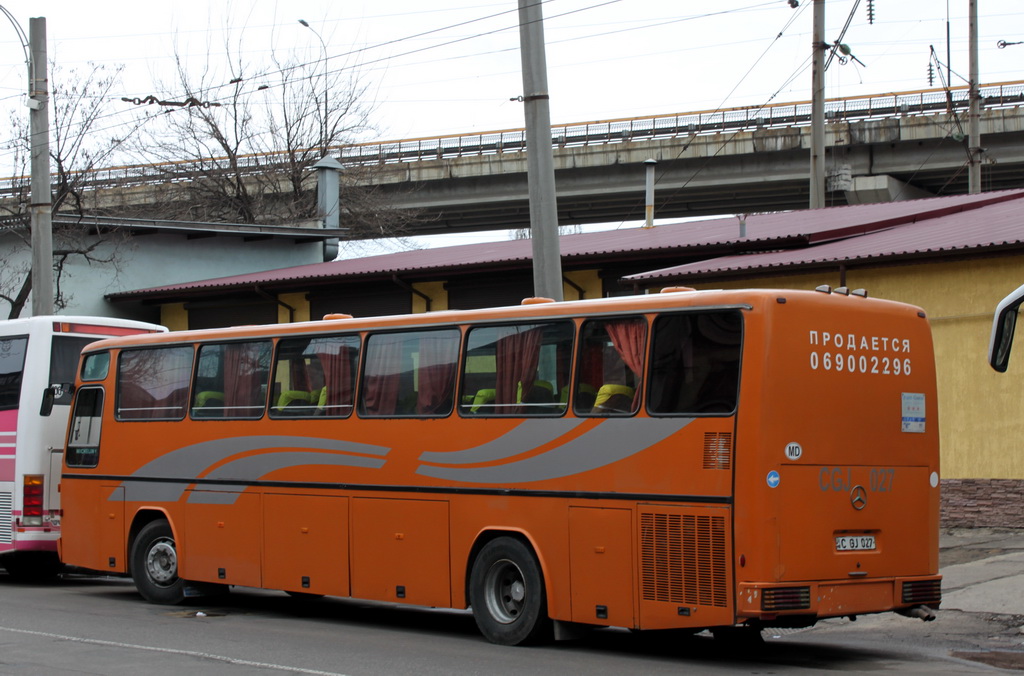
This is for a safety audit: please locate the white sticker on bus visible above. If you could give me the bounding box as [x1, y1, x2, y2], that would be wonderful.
[901, 393, 926, 433]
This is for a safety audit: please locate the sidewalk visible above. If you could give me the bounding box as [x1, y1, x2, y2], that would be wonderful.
[939, 527, 1024, 616]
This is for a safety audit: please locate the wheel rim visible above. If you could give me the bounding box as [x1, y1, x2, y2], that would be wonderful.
[482, 558, 527, 624]
[145, 537, 178, 587]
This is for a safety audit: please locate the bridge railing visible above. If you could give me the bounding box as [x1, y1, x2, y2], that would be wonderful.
[2, 81, 1022, 196]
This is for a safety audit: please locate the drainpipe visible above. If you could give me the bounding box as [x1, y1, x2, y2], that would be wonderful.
[254, 285, 296, 323]
[643, 159, 657, 228]
[314, 156, 344, 261]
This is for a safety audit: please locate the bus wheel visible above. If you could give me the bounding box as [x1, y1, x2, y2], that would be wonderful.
[469, 537, 550, 645]
[131, 520, 185, 605]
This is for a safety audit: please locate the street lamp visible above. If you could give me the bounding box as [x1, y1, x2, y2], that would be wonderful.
[299, 19, 329, 157]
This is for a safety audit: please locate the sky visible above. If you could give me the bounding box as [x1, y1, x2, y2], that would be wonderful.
[1, 0, 1022, 248]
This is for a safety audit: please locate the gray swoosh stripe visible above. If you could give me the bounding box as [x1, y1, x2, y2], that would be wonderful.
[116, 436, 389, 502]
[416, 417, 693, 484]
[185, 451, 386, 504]
[417, 418, 586, 465]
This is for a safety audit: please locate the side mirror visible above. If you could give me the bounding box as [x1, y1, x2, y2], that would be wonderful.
[39, 383, 74, 417]
[989, 283, 1024, 372]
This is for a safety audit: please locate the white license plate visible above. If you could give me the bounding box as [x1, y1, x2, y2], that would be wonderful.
[835, 535, 876, 551]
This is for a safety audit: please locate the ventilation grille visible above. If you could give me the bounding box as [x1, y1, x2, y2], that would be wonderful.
[702, 433, 732, 470]
[0, 492, 12, 544]
[762, 586, 811, 611]
[640, 512, 727, 607]
[902, 579, 941, 605]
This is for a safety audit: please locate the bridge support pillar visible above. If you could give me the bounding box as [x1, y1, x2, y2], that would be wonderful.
[841, 174, 933, 205]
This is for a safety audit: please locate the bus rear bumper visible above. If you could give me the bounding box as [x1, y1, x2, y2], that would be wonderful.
[737, 575, 942, 622]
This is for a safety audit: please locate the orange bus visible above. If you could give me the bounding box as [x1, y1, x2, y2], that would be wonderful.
[59, 287, 941, 644]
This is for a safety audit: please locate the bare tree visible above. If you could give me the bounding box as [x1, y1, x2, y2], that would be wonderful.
[0, 63, 137, 319]
[132, 36, 421, 241]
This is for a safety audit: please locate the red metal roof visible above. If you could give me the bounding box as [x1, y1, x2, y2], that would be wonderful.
[625, 189, 1024, 282]
[110, 189, 1024, 300]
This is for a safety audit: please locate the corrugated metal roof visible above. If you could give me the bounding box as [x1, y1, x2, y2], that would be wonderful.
[625, 189, 1024, 282]
[110, 188, 1024, 300]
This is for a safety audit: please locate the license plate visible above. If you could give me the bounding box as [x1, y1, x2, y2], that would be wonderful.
[835, 535, 875, 551]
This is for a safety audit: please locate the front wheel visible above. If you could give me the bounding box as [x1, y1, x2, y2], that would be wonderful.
[469, 537, 551, 645]
[130, 520, 185, 604]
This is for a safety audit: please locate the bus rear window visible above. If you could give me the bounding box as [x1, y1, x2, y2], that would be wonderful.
[51, 336, 100, 405]
[0, 336, 28, 411]
[647, 311, 742, 416]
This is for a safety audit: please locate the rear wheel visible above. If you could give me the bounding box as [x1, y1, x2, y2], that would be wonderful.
[131, 520, 185, 604]
[469, 537, 550, 645]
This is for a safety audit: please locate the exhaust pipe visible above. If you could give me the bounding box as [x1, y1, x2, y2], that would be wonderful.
[897, 605, 937, 622]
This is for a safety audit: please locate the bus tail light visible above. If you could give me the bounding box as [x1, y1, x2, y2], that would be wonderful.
[761, 587, 811, 611]
[23, 475, 44, 526]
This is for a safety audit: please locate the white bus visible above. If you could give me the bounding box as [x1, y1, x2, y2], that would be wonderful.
[0, 316, 165, 579]
[989, 283, 1024, 372]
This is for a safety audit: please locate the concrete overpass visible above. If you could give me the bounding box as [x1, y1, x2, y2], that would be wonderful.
[5, 82, 1023, 236]
[352, 81, 1024, 234]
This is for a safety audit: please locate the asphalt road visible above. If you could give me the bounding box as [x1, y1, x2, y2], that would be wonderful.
[0, 568, 1015, 676]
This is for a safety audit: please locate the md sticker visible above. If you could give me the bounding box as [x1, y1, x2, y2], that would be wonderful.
[785, 442, 803, 461]
[766, 470, 781, 488]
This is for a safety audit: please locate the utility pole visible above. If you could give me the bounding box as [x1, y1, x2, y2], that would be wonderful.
[968, 0, 981, 193]
[518, 0, 563, 301]
[29, 16, 52, 316]
[809, 0, 826, 209]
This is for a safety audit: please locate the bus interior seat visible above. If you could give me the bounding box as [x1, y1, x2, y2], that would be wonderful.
[591, 384, 635, 414]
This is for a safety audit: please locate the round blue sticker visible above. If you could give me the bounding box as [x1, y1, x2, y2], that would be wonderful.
[766, 470, 781, 488]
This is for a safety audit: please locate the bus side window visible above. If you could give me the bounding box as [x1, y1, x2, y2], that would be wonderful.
[574, 317, 646, 416]
[271, 335, 359, 418]
[66, 387, 104, 468]
[360, 329, 460, 417]
[459, 322, 573, 416]
[117, 346, 194, 420]
[647, 311, 742, 416]
[191, 341, 272, 419]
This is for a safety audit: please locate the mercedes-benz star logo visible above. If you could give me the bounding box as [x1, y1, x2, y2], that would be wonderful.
[850, 485, 868, 510]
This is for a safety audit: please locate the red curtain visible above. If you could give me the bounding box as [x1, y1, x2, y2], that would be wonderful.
[361, 334, 404, 415]
[314, 339, 355, 415]
[223, 343, 267, 416]
[605, 318, 647, 409]
[495, 326, 542, 415]
[416, 332, 458, 414]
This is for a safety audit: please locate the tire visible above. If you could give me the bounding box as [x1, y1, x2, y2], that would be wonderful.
[469, 537, 551, 645]
[130, 520, 185, 604]
[2, 552, 62, 582]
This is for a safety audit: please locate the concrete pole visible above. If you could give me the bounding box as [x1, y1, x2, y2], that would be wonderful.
[643, 159, 656, 228]
[810, 0, 826, 209]
[968, 0, 981, 193]
[518, 0, 563, 301]
[29, 17, 52, 316]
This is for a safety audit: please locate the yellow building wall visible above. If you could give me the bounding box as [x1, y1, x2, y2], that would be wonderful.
[160, 303, 188, 331]
[693, 255, 1024, 480]
[412, 282, 449, 313]
[278, 292, 310, 323]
